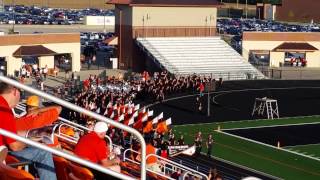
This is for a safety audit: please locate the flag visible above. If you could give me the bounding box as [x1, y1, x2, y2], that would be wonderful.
[119, 114, 124, 122]
[181, 145, 196, 156]
[157, 112, 163, 120]
[128, 116, 135, 126]
[109, 111, 114, 119]
[152, 116, 158, 124]
[134, 104, 140, 111]
[133, 111, 138, 118]
[107, 102, 113, 108]
[140, 107, 146, 113]
[166, 118, 172, 126]
[142, 114, 148, 122]
[103, 108, 109, 116]
[128, 107, 133, 114]
[148, 110, 153, 117]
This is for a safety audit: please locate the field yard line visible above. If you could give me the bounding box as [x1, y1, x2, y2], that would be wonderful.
[174, 115, 320, 127]
[200, 152, 283, 180]
[218, 130, 320, 162]
[285, 143, 320, 148]
[221, 121, 320, 131]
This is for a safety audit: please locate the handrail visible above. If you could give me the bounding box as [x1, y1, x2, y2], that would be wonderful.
[146, 154, 209, 180]
[58, 117, 114, 152]
[0, 129, 135, 180]
[0, 76, 147, 180]
[123, 148, 209, 180]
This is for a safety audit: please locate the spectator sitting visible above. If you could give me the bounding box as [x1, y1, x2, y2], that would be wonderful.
[74, 122, 121, 173]
[0, 81, 57, 180]
[208, 167, 222, 180]
[16, 95, 62, 134]
[136, 138, 162, 173]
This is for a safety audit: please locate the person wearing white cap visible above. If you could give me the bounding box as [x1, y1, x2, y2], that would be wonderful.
[74, 122, 121, 175]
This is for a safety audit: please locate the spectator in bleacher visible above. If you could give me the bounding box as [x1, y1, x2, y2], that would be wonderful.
[0, 81, 57, 180]
[136, 138, 162, 173]
[198, 81, 205, 97]
[208, 167, 222, 180]
[74, 122, 121, 173]
[206, 134, 214, 158]
[15, 95, 62, 133]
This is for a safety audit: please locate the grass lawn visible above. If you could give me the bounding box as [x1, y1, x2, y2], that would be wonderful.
[286, 144, 320, 159]
[173, 116, 320, 180]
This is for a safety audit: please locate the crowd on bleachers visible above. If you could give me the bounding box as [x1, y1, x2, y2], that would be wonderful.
[0, 70, 225, 180]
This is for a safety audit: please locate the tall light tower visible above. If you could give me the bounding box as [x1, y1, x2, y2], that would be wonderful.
[245, 0, 248, 19]
[0, 0, 4, 12]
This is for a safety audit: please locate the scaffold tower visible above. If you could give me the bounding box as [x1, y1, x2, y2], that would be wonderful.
[252, 97, 279, 119]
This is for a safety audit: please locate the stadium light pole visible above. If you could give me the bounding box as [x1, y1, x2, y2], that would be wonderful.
[245, 0, 248, 19]
[103, 3, 106, 33]
[12, 0, 15, 33]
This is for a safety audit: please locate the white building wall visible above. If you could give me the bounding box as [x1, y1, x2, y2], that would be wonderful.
[84, 16, 115, 26]
[0, 42, 80, 75]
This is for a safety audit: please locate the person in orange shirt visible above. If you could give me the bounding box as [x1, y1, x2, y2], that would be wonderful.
[156, 121, 168, 134]
[16, 95, 62, 133]
[143, 120, 153, 134]
[136, 138, 161, 173]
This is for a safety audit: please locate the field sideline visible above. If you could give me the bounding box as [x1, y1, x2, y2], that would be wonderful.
[173, 116, 320, 180]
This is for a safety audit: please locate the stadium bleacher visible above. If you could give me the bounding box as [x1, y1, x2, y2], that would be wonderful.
[136, 37, 265, 80]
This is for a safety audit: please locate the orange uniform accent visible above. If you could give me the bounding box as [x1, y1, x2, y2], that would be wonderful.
[16, 109, 59, 131]
[146, 144, 157, 164]
[156, 121, 168, 134]
[61, 127, 75, 137]
[143, 121, 153, 134]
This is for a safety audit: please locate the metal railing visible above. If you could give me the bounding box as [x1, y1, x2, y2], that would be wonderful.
[0, 76, 147, 180]
[57, 117, 114, 152]
[123, 148, 209, 180]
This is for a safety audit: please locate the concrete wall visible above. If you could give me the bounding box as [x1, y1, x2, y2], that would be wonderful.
[43, 43, 81, 72]
[270, 52, 284, 67]
[132, 6, 217, 27]
[242, 40, 284, 61]
[243, 40, 320, 68]
[84, 16, 115, 26]
[38, 56, 54, 68]
[0, 42, 80, 75]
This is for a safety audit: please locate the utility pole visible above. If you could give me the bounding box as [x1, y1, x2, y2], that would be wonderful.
[245, 0, 248, 19]
[12, 0, 15, 33]
[103, 4, 106, 32]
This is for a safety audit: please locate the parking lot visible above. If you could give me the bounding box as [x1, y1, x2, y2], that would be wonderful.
[0, 5, 114, 25]
[218, 18, 320, 51]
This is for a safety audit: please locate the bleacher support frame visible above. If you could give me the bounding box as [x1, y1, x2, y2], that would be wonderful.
[0, 76, 147, 180]
[123, 148, 209, 180]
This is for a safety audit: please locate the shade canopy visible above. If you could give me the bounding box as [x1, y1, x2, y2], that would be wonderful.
[13, 45, 57, 57]
[272, 42, 319, 52]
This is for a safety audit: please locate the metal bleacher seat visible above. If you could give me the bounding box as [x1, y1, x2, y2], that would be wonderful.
[53, 156, 69, 180]
[68, 161, 94, 180]
[137, 36, 265, 80]
[0, 146, 35, 180]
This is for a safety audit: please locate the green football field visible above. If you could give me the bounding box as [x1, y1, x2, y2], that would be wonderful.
[286, 144, 320, 159]
[173, 116, 320, 180]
